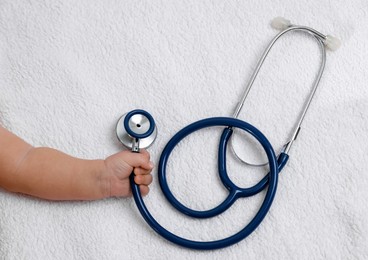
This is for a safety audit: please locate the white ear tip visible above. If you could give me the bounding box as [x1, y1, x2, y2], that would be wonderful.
[271, 17, 291, 30]
[324, 35, 341, 51]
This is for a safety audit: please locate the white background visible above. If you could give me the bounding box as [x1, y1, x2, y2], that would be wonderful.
[0, 0, 367, 259]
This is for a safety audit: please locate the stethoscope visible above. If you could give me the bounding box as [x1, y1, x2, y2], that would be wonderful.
[115, 17, 340, 250]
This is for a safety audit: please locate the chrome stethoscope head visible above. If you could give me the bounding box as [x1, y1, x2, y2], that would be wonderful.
[116, 109, 157, 152]
[230, 17, 341, 167]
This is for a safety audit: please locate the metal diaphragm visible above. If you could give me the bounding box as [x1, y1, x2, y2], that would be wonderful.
[116, 110, 157, 149]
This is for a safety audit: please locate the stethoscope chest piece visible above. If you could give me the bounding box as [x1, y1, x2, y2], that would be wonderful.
[116, 109, 157, 150]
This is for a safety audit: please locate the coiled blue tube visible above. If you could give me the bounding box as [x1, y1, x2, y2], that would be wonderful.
[130, 117, 288, 250]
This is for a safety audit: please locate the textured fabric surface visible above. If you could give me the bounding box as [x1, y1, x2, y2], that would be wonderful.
[0, 0, 367, 259]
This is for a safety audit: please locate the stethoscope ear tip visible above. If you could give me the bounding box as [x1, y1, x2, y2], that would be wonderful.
[324, 35, 341, 51]
[271, 17, 342, 52]
[271, 16, 291, 30]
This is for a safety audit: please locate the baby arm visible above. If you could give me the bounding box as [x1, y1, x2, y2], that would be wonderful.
[0, 126, 153, 200]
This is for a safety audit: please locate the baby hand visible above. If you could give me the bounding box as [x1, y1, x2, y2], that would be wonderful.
[103, 149, 154, 197]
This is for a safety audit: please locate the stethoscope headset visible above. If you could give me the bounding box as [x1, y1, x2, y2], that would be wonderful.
[115, 17, 340, 250]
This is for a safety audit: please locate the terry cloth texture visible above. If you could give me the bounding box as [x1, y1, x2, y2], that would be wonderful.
[0, 0, 367, 259]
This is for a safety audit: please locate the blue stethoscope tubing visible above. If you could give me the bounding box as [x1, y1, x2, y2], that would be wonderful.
[130, 117, 289, 250]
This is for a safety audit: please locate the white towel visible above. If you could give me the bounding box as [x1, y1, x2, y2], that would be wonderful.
[1, 0, 367, 259]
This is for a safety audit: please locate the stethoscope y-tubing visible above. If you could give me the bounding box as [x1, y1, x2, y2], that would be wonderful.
[130, 117, 281, 250]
